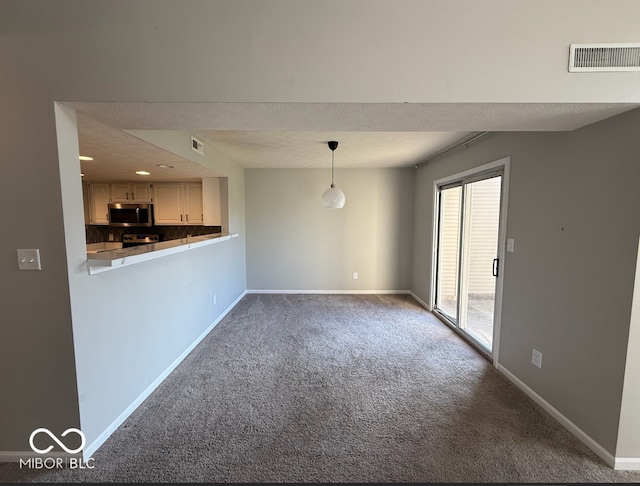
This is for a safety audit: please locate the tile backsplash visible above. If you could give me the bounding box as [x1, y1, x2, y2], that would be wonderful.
[85, 225, 222, 244]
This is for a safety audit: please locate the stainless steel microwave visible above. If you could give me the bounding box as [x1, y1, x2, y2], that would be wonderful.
[108, 203, 153, 227]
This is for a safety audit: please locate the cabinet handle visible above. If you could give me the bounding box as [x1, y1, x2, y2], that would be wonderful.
[186, 214, 189, 222]
[180, 214, 183, 222]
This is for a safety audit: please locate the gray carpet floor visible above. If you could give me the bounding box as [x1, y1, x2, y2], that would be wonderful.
[2, 293, 640, 483]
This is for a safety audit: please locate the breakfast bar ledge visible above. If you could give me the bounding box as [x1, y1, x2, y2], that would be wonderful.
[86, 233, 239, 275]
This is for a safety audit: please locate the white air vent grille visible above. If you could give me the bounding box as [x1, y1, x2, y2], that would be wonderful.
[569, 43, 640, 72]
[191, 135, 204, 155]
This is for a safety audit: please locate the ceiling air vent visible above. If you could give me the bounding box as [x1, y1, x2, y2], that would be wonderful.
[191, 135, 204, 155]
[569, 43, 640, 72]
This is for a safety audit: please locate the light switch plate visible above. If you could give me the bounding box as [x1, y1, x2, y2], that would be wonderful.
[17, 249, 42, 271]
[531, 348, 542, 368]
[507, 238, 515, 252]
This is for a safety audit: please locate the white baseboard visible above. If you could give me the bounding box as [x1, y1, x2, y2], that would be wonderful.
[497, 363, 617, 469]
[408, 291, 431, 311]
[246, 289, 411, 295]
[615, 457, 640, 470]
[81, 290, 247, 461]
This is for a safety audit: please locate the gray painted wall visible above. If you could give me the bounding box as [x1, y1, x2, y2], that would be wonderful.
[245, 168, 414, 291]
[411, 108, 640, 455]
[0, 66, 83, 454]
[3, 0, 640, 104]
[1, 0, 640, 461]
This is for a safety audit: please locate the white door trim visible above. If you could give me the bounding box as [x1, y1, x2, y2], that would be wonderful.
[430, 156, 511, 366]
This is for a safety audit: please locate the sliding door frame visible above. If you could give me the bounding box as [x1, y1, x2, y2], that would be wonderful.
[430, 156, 511, 367]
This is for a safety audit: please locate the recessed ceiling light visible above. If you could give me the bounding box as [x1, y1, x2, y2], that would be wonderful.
[79, 155, 93, 161]
[157, 164, 175, 169]
[135, 170, 151, 176]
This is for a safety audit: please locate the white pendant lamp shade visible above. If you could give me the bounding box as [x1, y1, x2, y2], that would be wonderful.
[322, 185, 346, 208]
[322, 141, 346, 209]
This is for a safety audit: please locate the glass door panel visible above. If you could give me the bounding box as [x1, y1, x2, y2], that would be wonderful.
[459, 176, 502, 351]
[435, 185, 462, 322]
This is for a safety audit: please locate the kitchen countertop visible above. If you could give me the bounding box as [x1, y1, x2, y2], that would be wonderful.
[86, 241, 123, 254]
[86, 233, 239, 274]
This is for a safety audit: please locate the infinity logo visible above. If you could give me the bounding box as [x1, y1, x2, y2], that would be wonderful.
[29, 428, 86, 454]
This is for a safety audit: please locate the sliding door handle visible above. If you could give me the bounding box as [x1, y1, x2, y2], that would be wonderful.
[492, 258, 499, 277]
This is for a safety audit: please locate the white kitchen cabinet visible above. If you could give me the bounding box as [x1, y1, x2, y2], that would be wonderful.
[153, 183, 184, 224]
[88, 182, 110, 225]
[110, 182, 153, 203]
[184, 182, 204, 225]
[153, 182, 203, 225]
[202, 177, 222, 226]
[132, 183, 153, 203]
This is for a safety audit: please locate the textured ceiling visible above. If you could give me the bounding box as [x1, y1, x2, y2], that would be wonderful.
[71, 101, 640, 181]
[191, 130, 477, 169]
[77, 115, 221, 182]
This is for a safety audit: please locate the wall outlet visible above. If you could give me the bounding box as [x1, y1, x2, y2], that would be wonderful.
[507, 238, 515, 252]
[531, 348, 542, 368]
[352, 272, 358, 279]
[108, 233, 114, 242]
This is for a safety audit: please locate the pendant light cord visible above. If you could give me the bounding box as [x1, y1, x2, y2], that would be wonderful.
[327, 140, 339, 188]
[331, 149, 335, 187]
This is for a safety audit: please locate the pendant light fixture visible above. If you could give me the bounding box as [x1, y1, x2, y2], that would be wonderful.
[321, 140, 346, 208]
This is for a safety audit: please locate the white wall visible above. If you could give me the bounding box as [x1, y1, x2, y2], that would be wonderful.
[245, 168, 414, 292]
[411, 108, 640, 457]
[55, 106, 247, 455]
[617, 236, 640, 461]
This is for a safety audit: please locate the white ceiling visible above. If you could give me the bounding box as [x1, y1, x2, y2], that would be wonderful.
[191, 130, 476, 169]
[71, 102, 640, 182]
[76, 114, 222, 182]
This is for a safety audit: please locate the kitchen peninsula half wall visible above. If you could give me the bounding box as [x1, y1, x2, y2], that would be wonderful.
[86, 232, 238, 275]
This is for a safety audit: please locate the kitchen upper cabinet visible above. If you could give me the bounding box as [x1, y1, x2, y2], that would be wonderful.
[84, 179, 221, 227]
[153, 182, 203, 225]
[153, 183, 184, 225]
[202, 177, 222, 226]
[184, 182, 204, 225]
[87, 182, 110, 225]
[111, 183, 153, 203]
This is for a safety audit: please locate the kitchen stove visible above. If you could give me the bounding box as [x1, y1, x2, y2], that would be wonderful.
[122, 233, 160, 248]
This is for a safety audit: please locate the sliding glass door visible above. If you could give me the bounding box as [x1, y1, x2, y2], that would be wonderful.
[434, 170, 504, 355]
